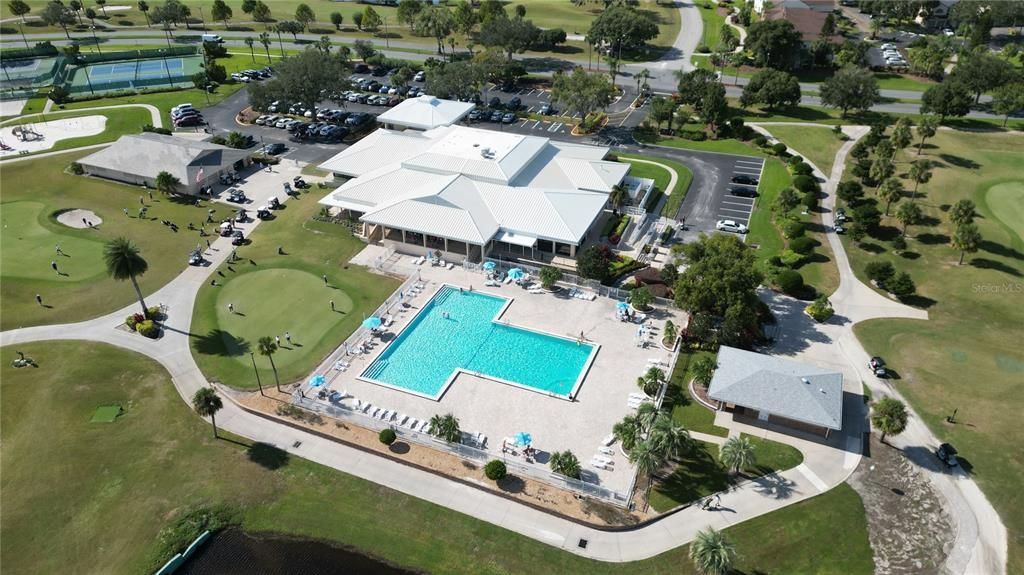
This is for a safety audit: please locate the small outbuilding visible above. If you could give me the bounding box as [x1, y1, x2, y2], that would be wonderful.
[376, 95, 474, 131]
[77, 133, 250, 194]
[707, 346, 844, 437]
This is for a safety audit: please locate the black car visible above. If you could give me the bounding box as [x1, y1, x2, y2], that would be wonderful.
[508, 96, 521, 110]
[731, 174, 759, 186]
[729, 186, 758, 198]
[174, 116, 204, 127]
[354, 63, 369, 73]
[936, 443, 959, 467]
[488, 96, 502, 109]
[371, 66, 389, 77]
[261, 143, 286, 155]
[490, 111, 503, 122]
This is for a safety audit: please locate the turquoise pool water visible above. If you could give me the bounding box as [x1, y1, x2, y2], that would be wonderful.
[361, 286, 595, 398]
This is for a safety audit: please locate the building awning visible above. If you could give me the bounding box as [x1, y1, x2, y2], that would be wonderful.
[494, 230, 537, 247]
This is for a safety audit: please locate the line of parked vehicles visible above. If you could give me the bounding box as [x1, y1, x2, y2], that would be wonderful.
[171, 103, 203, 128]
[254, 103, 376, 143]
[879, 43, 908, 68]
[230, 66, 273, 84]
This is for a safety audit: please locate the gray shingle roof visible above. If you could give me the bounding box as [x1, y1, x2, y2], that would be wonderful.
[78, 133, 248, 184]
[707, 346, 843, 430]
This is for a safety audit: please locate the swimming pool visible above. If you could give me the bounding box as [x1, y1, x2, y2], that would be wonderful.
[360, 286, 597, 399]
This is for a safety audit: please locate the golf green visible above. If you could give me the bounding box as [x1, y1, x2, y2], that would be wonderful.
[215, 268, 353, 370]
[985, 181, 1024, 243]
[0, 201, 106, 282]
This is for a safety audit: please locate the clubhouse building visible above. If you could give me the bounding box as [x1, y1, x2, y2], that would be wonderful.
[318, 122, 630, 268]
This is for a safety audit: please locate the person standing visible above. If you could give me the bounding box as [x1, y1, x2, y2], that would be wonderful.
[330, 300, 335, 312]
[123, 208, 129, 216]
[55, 244, 63, 256]
[275, 335, 281, 347]
[51, 261, 58, 274]
[285, 331, 291, 345]
[322, 274, 328, 286]
[148, 190, 153, 201]
[35, 294, 43, 306]
[139, 196, 145, 205]
[228, 303, 235, 314]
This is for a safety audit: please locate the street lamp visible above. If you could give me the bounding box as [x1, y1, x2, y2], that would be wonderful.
[249, 352, 265, 396]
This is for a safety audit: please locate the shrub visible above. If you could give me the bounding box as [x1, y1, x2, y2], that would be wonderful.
[780, 249, 804, 267]
[891, 236, 907, 252]
[806, 295, 834, 322]
[697, 44, 711, 53]
[865, 261, 896, 285]
[630, 286, 654, 310]
[789, 236, 816, 255]
[146, 306, 163, 320]
[802, 191, 818, 210]
[680, 129, 707, 141]
[142, 124, 172, 135]
[771, 142, 788, 155]
[887, 271, 916, 297]
[792, 162, 814, 176]
[378, 428, 397, 445]
[776, 269, 804, 295]
[783, 221, 805, 239]
[137, 320, 159, 338]
[539, 266, 562, 290]
[787, 154, 804, 166]
[753, 135, 768, 147]
[484, 460, 507, 481]
[767, 255, 783, 267]
[69, 162, 84, 175]
[125, 313, 142, 330]
[792, 175, 818, 193]
[209, 135, 227, 145]
[729, 117, 745, 130]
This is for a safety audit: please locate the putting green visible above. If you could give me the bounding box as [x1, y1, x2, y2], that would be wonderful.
[985, 181, 1024, 244]
[0, 202, 106, 282]
[215, 268, 353, 370]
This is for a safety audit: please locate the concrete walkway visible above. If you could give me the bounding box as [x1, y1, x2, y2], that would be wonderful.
[0, 103, 163, 128]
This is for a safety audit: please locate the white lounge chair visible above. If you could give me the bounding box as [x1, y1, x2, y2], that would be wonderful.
[379, 409, 391, 420]
[383, 314, 394, 327]
[396, 414, 409, 426]
[598, 446, 615, 456]
[406, 418, 418, 429]
[590, 458, 613, 471]
[370, 407, 382, 417]
[419, 420, 430, 433]
[628, 392, 648, 400]
[438, 259, 447, 267]
[447, 263, 455, 270]
[602, 434, 616, 446]
[593, 455, 614, 465]
[354, 398, 363, 410]
[503, 276, 513, 284]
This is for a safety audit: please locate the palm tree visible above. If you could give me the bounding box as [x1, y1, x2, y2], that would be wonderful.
[155, 171, 180, 195]
[192, 387, 224, 438]
[103, 238, 150, 315]
[663, 320, 677, 347]
[244, 37, 256, 62]
[908, 159, 932, 200]
[635, 67, 650, 98]
[691, 355, 717, 389]
[549, 450, 582, 479]
[689, 527, 736, 575]
[629, 439, 663, 504]
[257, 336, 280, 391]
[951, 222, 981, 265]
[895, 201, 922, 237]
[647, 415, 692, 460]
[720, 435, 756, 475]
[637, 366, 664, 397]
[138, 0, 150, 27]
[878, 177, 903, 215]
[916, 115, 939, 156]
[429, 413, 461, 443]
[258, 31, 272, 64]
[613, 414, 643, 452]
[608, 183, 628, 213]
[949, 199, 976, 227]
[871, 397, 908, 444]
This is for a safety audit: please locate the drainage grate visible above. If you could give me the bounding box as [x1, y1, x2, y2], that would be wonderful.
[578, 539, 588, 549]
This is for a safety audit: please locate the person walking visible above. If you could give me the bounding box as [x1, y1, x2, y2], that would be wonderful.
[36, 294, 43, 306]
[55, 244, 63, 256]
[51, 261, 58, 273]
[139, 195, 145, 205]
[322, 274, 328, 286]
[277, 245, 284, 255]
[148, 190, 153, 201]
[275, 335, 281, 347]
[82, 217, 88, 227]
[228, 303, 235, 314]
[285, 331, 291, 345]
[206, 239, 211, 248]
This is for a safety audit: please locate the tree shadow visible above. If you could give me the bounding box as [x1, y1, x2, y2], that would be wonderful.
[652, 444, 730, 507]
[899, 251, 921, 260]
[872, 225, 901, 241]
[750, 472, 797, 500]
[970, 258, 1023, 277]
[247, 442, 289, 470]
[916, 232, 950, 245]
[979, 240, 1024, 261]
[918, 214, 942, 227]
[497, 475, 526, 494]
[899, 294, 938, 309]
[858, 242, 885, 254]
[192, 329, 251, 357]
[939, 154, 981, 170]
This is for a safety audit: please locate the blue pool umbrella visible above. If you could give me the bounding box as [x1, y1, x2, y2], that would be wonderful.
[362, 316, 383, 330]
[513, 432, 533, 447]
[482, 261, 496, 271]
[508, 268, 525, 280]
[616, 301, 630, 311]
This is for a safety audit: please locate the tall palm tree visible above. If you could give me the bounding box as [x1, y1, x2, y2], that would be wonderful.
[691, 355, 717, 389]
[549, 450, 582, 479]
[257, 336, 280, 391]
[155, 171, 180, 195]
[613, 402, 658, 451]
[951, 222, 981, 265]
[647, 415, 692, 460]
[138, 0, 150, 27]
[608, 183, 628, 213]
[429, 413, 461, 443]
[720, 435, 756, 475]
[244, 36, 256, 62]
[878, 177, 903, 215]
[689, 527, 736, 575]
[895, 201, 922, 237]
[635, 67, 650, 98]
[258, 31, 272, 64]
[629, 440, 663, 504]
[871, 397, 908, 444]
[192, 387, 224, 438]
[908, 159, 932, 200]
[916, 115, 939, 155]
[103, 238, 150, 316]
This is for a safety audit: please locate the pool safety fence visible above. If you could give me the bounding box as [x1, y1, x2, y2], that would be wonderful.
[292, 394, 633, 508]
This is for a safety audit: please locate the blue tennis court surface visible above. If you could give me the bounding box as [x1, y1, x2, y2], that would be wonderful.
[88, 58, 186, 80]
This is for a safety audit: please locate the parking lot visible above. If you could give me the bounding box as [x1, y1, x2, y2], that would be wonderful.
[716, 156, 765, 228]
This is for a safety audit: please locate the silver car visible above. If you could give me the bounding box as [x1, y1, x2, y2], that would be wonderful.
[716, 219, 748, 234]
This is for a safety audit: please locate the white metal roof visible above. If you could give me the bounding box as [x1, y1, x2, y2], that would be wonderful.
[376, 95, 475, 130]
[317, 129, 432, 177]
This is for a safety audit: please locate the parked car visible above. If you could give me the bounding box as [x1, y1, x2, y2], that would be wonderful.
[729, 186, 757, 198]
[508, 96, 521, 110]
[539, 103, 554, 115]
[834, 224, 845, 234]
[254, 115, 270, 125]
[501, 112, 516, 124]
[174, 115, 204, 127]
[715, 219, 748, 234]
[731, 174, 759, 185]
[490, 110, 503, 122]
[835, 207, 847, 222]
[468, 110, 482, 121]
[869, 356, 887, 376]
[414, 70, 425, 82]
[488, 96, 502, 109]
[936, 443, 959, 467]
[268, 100, 282, 112]
[354, 63, 370, 73]
[260, 143, 286, 155]
[274, 119, 290, 128]
[371, 66, 389, 77]
[231, 73, 251, 83]
[387, 96, 401, 106]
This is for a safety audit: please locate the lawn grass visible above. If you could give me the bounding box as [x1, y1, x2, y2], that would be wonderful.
[665, 349, 729, 438]
[0, 107, 151, 157]
[746, 158, 788, 260]
[840, 130, 1024, 573]
[871, 72, 938, 92]
[696, 2, 726, 50]
[764, 124, 844, 176]
[743, 433, 804, 473]
[189, 186, 399, 389]
[62, 83, 244, 126]
[617, 153, 695, 218]
[652, 136, 766, 157]
[732, 100, 1024, 130]
[0, 151, 217, 330]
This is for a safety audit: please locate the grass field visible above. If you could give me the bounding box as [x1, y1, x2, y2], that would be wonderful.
[665, 350, 729, 437]
[0, 107, 151, 157]
[0, 152, 216, 330]
[189, 186, 398, 389]
[840, 130, 1024, 572]
[62, 82, 244, 126]
[764, 124, 844, 176]
[0, 340, 873, 575]
[696, 2, 727, 50]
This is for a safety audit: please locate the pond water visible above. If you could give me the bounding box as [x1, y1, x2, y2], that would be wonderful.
[179, 529, 423, 575]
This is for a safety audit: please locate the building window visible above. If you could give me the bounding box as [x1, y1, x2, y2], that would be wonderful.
[385, 228, 403, 242]
[447, 240, 467, 255]
[536, 239, 554, 254]
[405, 231, 424, 246]
[555, 242, 572, 256]
[425, 235, 446, 251]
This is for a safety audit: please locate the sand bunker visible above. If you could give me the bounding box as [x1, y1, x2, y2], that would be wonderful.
[1, 115, 107, 156]
[56, 209, 102, 229]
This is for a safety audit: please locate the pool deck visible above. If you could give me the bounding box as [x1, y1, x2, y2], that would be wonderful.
[311, 249, 686, 494]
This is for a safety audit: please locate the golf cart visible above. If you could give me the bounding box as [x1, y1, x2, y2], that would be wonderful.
[219, 222, 234, 237]
[188, 249, 205, 266]
[231, 230, 246, 246]
[227, 188, 247, 203]
[293, 176, 309, 189]
[869, 356, 887, 377]
[256, 206, 272, 220]
[936, 443, 959, 467]
[236, 208, 249, 222]
[268, 197, 281, 209]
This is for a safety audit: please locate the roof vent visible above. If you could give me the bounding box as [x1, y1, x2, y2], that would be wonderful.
[480, 147, 490, 157]
[801, 377, 810, 384]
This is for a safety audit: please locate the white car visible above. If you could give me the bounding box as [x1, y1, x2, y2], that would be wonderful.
[254, 115, 270, 125]
[943, 28, 954, 36]
[414, 70, 425, 82]
[880, 43, 896, 50]
[274, 119, 289, 128]
[231, 73, 251, 83]
[716, 219, 748, 234]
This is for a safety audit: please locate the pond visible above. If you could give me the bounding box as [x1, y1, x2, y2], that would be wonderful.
[179, 529, 423, 575]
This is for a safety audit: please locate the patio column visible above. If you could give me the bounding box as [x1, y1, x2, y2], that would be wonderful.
[570, 244, 577, 257]
[444, 237, 449, 254]
[401, 229, 407, 244]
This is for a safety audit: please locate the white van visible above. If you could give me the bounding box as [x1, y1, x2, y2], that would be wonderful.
[201, 34, 223, 43]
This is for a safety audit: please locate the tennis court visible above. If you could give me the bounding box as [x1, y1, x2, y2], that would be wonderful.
[64, 55, 204, 94]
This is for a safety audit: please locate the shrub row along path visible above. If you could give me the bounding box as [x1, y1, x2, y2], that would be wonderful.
[0, 128, 1005, 572]
[753, 121, 1007, 575]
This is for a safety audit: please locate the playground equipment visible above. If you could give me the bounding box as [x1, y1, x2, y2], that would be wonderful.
[12, 124, 43, 142]
[0, 139, 13, 151]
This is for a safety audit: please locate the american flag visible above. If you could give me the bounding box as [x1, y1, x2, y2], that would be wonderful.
[196, 167, 205, 184]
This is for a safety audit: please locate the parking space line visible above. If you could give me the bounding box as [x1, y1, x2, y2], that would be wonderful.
[720, 207, 753, 215]
[732, 169, 762, 175]
[549, 122, 563, 132]
[734, 160, 763, 166]
[518, 119, 530, 127]
[530, 120, 540, 129]
[527, 105, 535, 112]
[721, 199, 754, 207]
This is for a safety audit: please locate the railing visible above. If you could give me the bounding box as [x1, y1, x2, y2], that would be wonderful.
[292, 394, 632, 506]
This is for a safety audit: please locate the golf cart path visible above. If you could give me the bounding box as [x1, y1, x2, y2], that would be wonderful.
[753, 122, 1007, 575]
